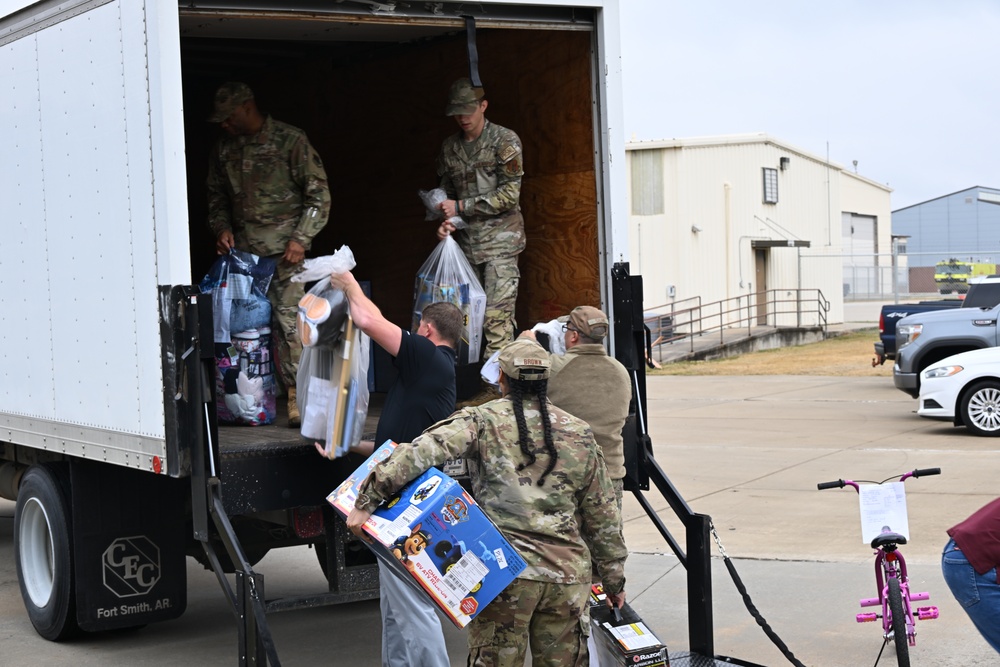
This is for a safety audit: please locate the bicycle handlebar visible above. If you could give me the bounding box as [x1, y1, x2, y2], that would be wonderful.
[818, 468, 942, 490]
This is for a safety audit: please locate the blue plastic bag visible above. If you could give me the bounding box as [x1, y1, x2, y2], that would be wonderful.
[199, 249, 277, 343]
[200, 250, 278, 425]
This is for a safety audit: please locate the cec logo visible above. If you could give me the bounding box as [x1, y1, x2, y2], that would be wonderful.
[102, 536, 161, 598]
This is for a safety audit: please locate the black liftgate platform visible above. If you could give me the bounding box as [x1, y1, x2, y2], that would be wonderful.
[612, 263, 766, 667]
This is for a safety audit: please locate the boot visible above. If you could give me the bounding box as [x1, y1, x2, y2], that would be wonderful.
[456, 381, 501, 409]
[287, 386, 301, 428]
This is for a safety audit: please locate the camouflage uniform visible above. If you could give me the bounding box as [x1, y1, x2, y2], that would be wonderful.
[207, 115, 331, 388]
[355, 386, 627, 665]
[438, 119, 525, 358]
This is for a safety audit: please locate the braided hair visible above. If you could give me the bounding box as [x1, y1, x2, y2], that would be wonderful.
[509, 377, 558, 486]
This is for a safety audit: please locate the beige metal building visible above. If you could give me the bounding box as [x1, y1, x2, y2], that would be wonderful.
[627, 133, 892, 328]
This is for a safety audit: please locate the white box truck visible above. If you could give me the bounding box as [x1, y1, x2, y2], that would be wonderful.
[0, 0, 644, 662]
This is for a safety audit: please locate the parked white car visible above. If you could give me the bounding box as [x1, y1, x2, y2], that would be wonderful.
[918, 347, 1000, 436]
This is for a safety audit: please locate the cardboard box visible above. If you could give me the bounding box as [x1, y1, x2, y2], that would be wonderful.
[589, 584, 670, 667]
[327, 441, 527, 627]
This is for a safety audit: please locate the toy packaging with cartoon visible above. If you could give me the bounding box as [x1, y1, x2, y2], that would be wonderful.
[327, 441, 526, 627]
[588, 583, 670, 666]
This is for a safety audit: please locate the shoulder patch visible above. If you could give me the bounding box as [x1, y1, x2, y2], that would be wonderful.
[498, 142, 521, 164]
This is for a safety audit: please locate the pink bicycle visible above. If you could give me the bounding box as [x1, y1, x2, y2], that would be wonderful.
[817, 468, 941, 667]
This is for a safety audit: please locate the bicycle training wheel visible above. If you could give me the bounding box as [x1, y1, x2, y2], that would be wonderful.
[887, 577, 910, 667]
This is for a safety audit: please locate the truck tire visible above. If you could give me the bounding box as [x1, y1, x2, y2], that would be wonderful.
[960, 379, 1000, 436]
[14, 464, 79, 641]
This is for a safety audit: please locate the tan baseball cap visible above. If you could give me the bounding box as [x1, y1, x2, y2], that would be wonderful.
[445, 78, 485, 116]
[567, 305, 610, 340]
[208, 82, 254, 122]
[498, 340, 551, 381]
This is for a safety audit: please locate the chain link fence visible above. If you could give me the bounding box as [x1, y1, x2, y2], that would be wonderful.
[805, 249, 1000, 302]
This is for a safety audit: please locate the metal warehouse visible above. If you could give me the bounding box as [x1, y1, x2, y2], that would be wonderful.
[627, 133, 892, 330]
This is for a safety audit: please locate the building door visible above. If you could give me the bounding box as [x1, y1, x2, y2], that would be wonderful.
[755, 249, 768, 325]
[842, 213, 877, 297]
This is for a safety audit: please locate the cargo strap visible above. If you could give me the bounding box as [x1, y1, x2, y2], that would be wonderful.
[463, 16, 482, 88]
[710, 523, 807, 667]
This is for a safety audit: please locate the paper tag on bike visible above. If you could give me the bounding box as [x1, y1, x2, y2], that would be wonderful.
[858, 482, 910, 544]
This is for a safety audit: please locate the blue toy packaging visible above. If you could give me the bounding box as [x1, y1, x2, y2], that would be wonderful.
[327, 441, 526, 627]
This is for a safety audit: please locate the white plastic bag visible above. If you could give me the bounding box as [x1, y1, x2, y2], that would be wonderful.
[413, 235, 486, 365]
[291, 245, 357, 284]
[480, 349, 502, 386]
[532, 319, 567, 356]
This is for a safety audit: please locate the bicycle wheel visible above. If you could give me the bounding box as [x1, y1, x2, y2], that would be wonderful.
[887, 577, 910, 667]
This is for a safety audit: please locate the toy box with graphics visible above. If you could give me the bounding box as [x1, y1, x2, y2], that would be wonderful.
[327, 441, 526, 627]
[589, 584, 669, 667]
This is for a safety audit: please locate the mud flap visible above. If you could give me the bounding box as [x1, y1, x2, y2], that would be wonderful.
[70, 459, 187, 631]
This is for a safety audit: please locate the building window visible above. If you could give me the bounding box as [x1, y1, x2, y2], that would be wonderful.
[762, 167, 778, 204]
[630, 149, 664, 215]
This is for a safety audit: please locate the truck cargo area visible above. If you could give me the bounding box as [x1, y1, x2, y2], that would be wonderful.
[178, 5, 606, 331]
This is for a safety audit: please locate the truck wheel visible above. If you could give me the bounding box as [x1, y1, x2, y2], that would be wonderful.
[960, 380, 1000, 436]
[14, 464, 79, 641]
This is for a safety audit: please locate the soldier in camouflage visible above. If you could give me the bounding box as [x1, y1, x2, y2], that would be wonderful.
[206, 82, 331, 427]
[347, 339, 627, 666]
[436, 78, 525, 403]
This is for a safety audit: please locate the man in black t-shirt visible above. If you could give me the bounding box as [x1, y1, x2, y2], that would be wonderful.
[328, 270, 462, 667]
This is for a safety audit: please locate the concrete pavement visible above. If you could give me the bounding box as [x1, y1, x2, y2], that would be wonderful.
[624, 374, 998, 666]
[1, 372, 998, 665]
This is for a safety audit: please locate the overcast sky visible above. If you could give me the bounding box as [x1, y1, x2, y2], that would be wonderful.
[619, 0, 1000, 210]
[3, 0, 995, 210]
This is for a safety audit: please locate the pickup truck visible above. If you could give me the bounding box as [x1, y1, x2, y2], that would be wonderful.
[893, 278, 1000, 396]
[873, 299, 962, 365]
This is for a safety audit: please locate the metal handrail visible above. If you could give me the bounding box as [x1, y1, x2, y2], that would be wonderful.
[644, 289, 829, 362]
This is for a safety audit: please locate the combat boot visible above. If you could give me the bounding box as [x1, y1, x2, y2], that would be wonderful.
[455, 381, 501, 409]
[287, 386, 301, 428]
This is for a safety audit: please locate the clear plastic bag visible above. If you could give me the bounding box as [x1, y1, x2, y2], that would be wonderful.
[298, 323, 371, 459]
[292, 246, 370, 457]
[413, 235, 486, 365]
[419, 188, 466, 229]
[199, 249, 277, 344]
[199, 250, 278, 426]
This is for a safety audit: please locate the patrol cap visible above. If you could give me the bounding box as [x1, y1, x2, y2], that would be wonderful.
[208, 82, 254, 122]
[498, 340, 551, 381]
[567, 305, 610, 340]
[445, 77, 485, 116]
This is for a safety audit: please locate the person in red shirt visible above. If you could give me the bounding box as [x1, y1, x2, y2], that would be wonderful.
[942, 498, 1000, 653]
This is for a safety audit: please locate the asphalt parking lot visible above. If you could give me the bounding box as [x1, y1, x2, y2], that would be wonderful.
[1, 373, 997, 666]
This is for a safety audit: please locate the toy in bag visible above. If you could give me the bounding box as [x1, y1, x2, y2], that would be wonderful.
[199, 250, 278, 426]
[415, 189, 486, 365]
[292, 246, 371, 458]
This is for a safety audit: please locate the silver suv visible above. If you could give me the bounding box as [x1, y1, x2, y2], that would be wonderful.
[893, 278, 1000, 397]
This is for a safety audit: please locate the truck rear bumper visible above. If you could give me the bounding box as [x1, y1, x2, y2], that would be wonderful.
[893, 366, 920, 398]
[873, 342, 890, 365]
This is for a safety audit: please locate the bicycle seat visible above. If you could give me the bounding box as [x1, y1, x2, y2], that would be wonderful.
[871, 532, 907, 549]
